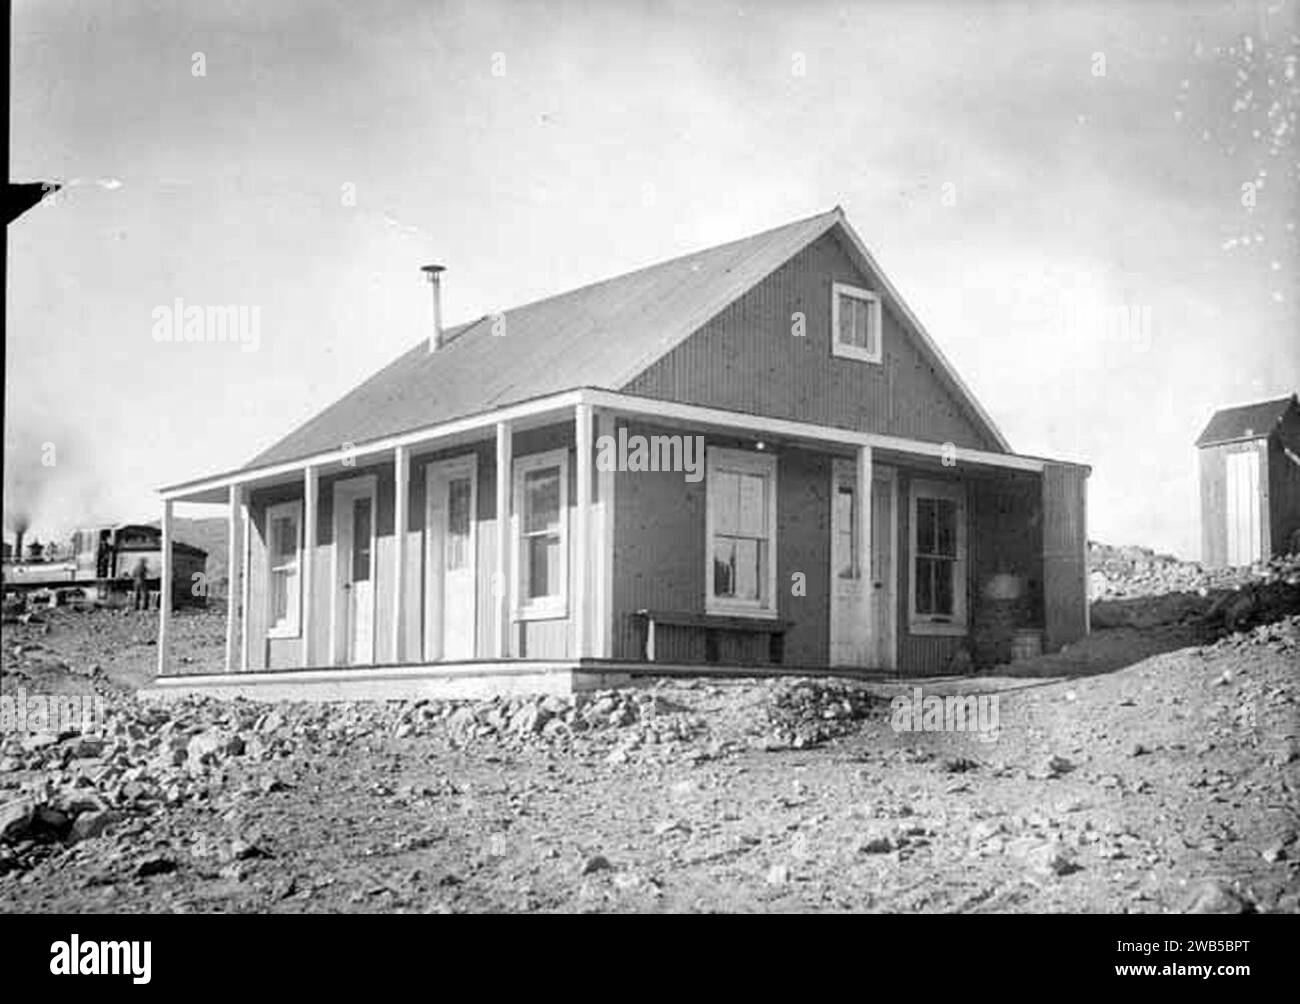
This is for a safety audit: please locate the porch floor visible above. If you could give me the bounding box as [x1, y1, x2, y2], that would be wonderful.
[141, 658, 901, 703]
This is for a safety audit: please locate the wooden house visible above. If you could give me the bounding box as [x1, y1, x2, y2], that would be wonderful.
[150, 207, 1090, 700]
[1196, 394, 1300, 567]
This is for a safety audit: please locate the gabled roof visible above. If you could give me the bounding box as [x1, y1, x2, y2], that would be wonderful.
[245, 207, 1009, 469]
[1195, 394, 1299, 447]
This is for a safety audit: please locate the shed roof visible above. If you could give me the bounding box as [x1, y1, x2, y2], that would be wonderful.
[243, 207, 1008, 470]
[1195, 394, 1299, 447]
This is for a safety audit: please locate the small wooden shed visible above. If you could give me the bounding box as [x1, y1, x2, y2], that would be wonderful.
[1196, 394, 1300, 567]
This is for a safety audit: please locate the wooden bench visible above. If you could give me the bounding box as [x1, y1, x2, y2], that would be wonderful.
[630, 609, 792, 664]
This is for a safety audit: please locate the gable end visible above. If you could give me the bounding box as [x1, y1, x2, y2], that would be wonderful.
[622, 228, 1005, 452]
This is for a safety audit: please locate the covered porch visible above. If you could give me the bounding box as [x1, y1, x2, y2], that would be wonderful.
[149, 388, 1087, 700]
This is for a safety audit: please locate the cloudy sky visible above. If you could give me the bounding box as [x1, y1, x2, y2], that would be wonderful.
[7, 0, 1298, 559]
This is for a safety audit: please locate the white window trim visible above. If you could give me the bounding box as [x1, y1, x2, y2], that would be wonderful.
[705, 446, 779, 619]
[908, 479, 967, 636]
[266, 498, 303, 639]
[512, 448, 569, 621]
[831, 281, 883, 364]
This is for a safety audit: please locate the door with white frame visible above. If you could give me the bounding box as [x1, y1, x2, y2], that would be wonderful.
[332, 476, 377, 666]
[829, 459, 896, 669]
[425, 454, 478, 661]
[1225, 448, 1262, 567]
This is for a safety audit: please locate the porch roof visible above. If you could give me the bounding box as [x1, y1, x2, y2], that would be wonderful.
[161, 389, 1087, 504]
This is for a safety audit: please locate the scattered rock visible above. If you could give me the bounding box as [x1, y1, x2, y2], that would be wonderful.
[135, 855, 177, 878]
[968, 819, 1004, 848]
[69, 809, 124, 844]
[1182, 880, 1250, 915]
[229, 838, 270, 861]
[1021, 841, 1080, 877]
[0, 797, 36, 842]
[187, 729, 243, 768]
[508, 703, 548, 736]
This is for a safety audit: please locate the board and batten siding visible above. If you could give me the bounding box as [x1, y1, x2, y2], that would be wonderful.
[1268, 409, 1300, 557]
[609, 423, 834, 666]
[1199, 439, 1270, 568]
[1041, 461, 1089, 652]
[608, 431, 1065, 675]
[623, 231, 1000, 452]
[244, 421, 584, 670]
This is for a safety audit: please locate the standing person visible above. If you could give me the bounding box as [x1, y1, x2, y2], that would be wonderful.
[132, 556, 149, 611]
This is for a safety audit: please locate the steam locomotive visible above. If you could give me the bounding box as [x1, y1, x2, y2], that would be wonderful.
[2, 524, 207, 605]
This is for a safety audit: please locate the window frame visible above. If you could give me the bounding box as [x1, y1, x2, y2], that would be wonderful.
[705, 446, 779, 619]
[512, 448, 569, 621]
[908, 479, 967, 635]
[830, 281, 883, 364]
[266, 498, 304, 639]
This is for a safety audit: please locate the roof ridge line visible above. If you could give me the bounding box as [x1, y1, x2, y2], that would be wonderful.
[422, 207, 841, 337]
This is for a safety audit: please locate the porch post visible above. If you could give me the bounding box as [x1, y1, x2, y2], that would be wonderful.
[302, 466, 318, 667]
[225, 485, 241, 672]
[857, 445, 874, 666]
[574, 403, 592, 658]
[495, 421, 513, 657]
[240, 497, 251, 671]
[392, 446, 409, 662]
[596, 410, 616, 658]
[157, 499, 173, 676]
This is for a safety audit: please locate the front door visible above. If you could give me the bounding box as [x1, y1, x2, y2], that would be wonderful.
[425, 455, 478, 660]
[333, 477, 377, 665]
[1225, 448, 1261, 566]
[829, 460, 895, 668]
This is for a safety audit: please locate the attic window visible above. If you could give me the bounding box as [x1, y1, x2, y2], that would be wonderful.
[831, 282, 882, 364]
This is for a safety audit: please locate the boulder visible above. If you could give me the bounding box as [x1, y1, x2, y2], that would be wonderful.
[0, 797, 35, 842]
[69, 809, 124, 844]
[1182, 879, 1250, 914]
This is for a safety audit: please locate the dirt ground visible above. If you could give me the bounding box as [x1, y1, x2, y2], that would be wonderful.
[0, 602, 1297, 914]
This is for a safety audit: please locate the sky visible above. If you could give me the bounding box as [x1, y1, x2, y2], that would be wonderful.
[7, 0, 1298, 560]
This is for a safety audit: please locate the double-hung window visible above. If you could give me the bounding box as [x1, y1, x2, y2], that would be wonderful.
[706, 447, 777, 617]
[513, 449, 568, 619]
[909, 480, 967, 634]
[266, 499, 303, 638]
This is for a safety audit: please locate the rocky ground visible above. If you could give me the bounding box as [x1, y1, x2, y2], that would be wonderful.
[0, 557, 1298, 914]
[1088, 543, 1300, 603]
